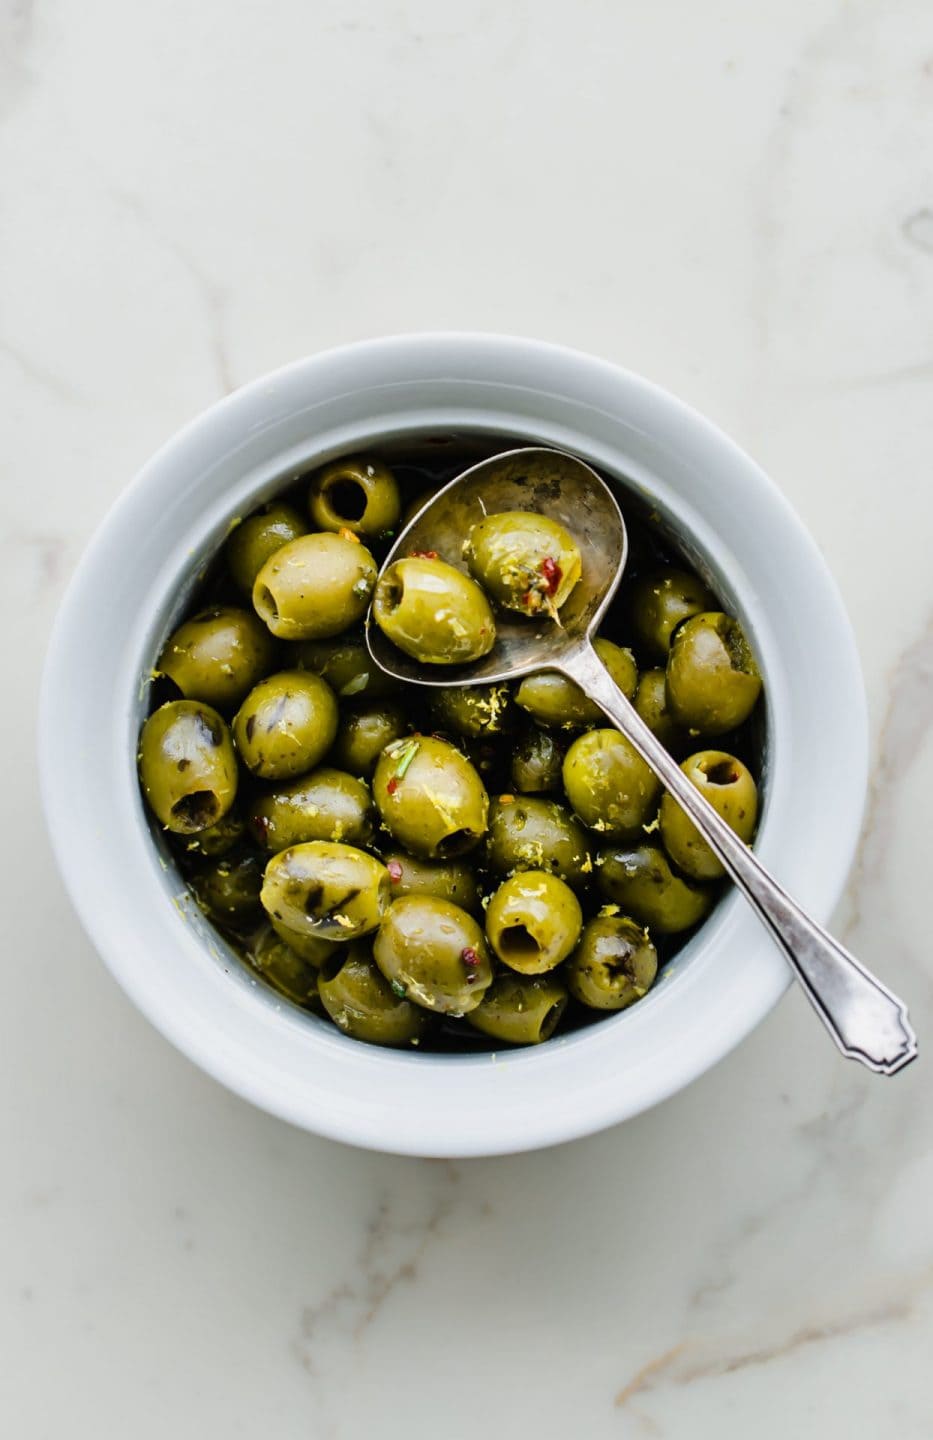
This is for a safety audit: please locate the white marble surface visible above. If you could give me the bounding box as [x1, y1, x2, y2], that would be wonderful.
[3, 1, 932, 1434]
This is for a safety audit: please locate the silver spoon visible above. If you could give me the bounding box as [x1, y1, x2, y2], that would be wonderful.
[366, 446, 917, 1075]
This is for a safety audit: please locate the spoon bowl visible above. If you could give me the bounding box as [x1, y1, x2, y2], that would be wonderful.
[365, 447, 627, 685]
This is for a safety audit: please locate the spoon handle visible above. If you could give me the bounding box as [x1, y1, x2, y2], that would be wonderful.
[561, 644, 917, 1075]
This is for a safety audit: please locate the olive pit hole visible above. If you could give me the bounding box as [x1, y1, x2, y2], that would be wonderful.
[498, 924, 540, 960]
[701, 759, 740, 786]
[256, 585, 279, 621]
[436, 828, 473, 858]
[382, 576, 404, 613]
[538, 997, 567, 1042]
[326, 478, 368, 522]
[171, 791, 220, 830]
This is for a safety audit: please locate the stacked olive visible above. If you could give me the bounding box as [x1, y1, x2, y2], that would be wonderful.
[138, 451, 764, 1051]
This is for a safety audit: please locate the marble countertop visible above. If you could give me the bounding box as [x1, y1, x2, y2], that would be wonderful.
[4, 2, 931, 1435]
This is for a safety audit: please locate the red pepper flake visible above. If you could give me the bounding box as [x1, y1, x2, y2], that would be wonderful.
[540, 556, 562, 595]
[461, 946, 480, 968]
[410, 549, 439, 559]
[387, 859, 403, 883]
[386, 777, 399, 795]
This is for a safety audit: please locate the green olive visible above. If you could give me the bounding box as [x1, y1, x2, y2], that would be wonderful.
[191, 847, 264, 932]
[253, 533, 377, 641]
[269, 915, 339, 965]
[249, 927, 325, 1011]
[666, 612, 762, 735]
[382, 851, 481, 914]
[225, 503, 306, 595]
[514, 638, 637, 728]
[248, 768, 375, 852]
[485, 871, 582, 974]
[156, 606, 277, 711]
[463, 510, 581, 616]
[138, 700, 238, 833]
[628, 566, 716, 659]
[565, 916, 658, 1010]
[330, 701, 409, 779]
[232, 670, 338, 780]
[308, 457, 401, 538]
[373, 735, 489, 859]
[372, 557, 495, 665]
[177, 810, 246, 859]
[486, 795, 592, 889]
[467, 972, 568, 1045]
[596, 843, 714, 933]
[633, 667, 687, 753]
[290, 635, 397, 700]
[509, 728, 564, 794]
[562, 729, 661, 839]
[427, 682, 516, 739]
[261, 841, 389, 943]
[658, 750, 759, 880]
[318, 944, 431, 1046]
[373, 895, 493, 1014]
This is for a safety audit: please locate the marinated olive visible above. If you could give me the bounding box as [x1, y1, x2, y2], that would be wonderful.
[382, 851, 481, 914]
[509, 727, 564, 794]
[485, 871, 582, 974]
[628, 566, 716, 658]
[596, 843, 714, 933]
[291, 635, 396, 700]
[486, 795, 592, 889]
[467, 972, 568, 1045]
[225, 503, 306, 595]
[269, 915, 339, 965]
[318, 943, 431, 1046]
[373, 735, 489, 859]
[634, 667, 687, 753]
[463, 510, 581, 616]
[139, 700, 238, 833]
[562, 729, 661, 839]
[308, 457, 401, 539]
[565, 916, 658, 1010]
[191, 847, 264, 932]
[249, 768, 375, 852]
[253, 533, 377, 641]
[374, 895, 493, 1013]
[178, 810, 246, 859]
[249, 927, 325, 1011]
[666, 612, 762, 734]
[156, 606, 277, 711]
[261, 841, 389, 943]
[658, 750, 758, 880]
[330, 701, 409, 779]
[514, 638, 637, 728]
[232, 670, 338, 780]
[427, 682, 516, 739]
[372, 556, 495, 665]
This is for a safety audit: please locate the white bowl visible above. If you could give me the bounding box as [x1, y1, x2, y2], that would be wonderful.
[39, 334, 867, 1157]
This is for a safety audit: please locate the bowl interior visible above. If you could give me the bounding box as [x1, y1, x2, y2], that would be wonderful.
[40, 335, 866, 1155]
[138, 422, 773, 1055]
